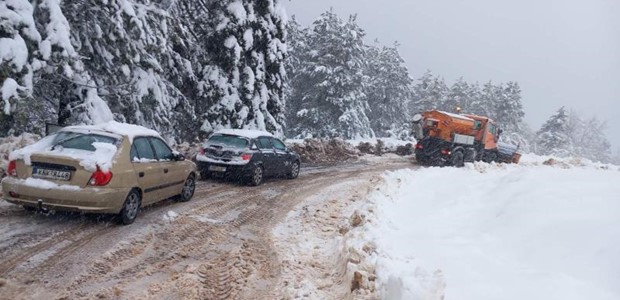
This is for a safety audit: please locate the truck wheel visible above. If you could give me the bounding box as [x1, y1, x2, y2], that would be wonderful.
[484, 152, 497, 163]
[451, 151, 465, 167]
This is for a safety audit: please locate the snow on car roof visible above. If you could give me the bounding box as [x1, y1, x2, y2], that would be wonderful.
[63, 121, 161, 141]
[213, 129, 273, 139]
[438, 111, 475, 121]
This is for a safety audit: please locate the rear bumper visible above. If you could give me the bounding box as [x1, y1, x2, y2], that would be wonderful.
[2, 177, 129, 214]
[196, 161, 253, 177]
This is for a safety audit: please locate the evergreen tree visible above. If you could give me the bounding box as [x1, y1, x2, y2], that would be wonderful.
[536, 107, 571, 156]
[494, 81, 524, 132]
[447, 78, 470, 112]
[365, 42, 413, 137]
[290, 11, 373, 139]
[411, 70, 448, 113]
[194, 0, 288, 137]
[284, 17, 310, 136]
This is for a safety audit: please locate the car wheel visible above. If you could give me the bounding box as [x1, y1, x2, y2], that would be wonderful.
[451, 151, 465, 167]
[248, 165, 264, 186]
[118, 190, 141, 225]
[287, 161, 300, 179]
[178, 174, 196, 202]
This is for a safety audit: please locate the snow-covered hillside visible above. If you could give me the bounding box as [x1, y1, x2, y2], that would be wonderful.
[365, 156, 620, 299]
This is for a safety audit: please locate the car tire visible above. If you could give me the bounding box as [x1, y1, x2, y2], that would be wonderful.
[118, 189, 141, 225]
[248, 165, 264, 186]
[178, 174, 196, 202]
[451, 151, 465, 167]
[287, 161, 300, 179]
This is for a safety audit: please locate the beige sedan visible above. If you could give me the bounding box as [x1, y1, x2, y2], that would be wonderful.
[2, 122, 196, 225]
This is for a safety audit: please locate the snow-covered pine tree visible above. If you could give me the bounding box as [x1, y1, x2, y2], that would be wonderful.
[1, 0, 41, 135]
[46, 0, 197, 141]
[364, 42, 413, 137]
[536, 107, 571, 156]
[0, 0, 116, 136]
[567, 112, 612, 163]
[284, 16, 310, 137]
[447, 78, 470, 112]
[411, 70, 449, 113]
[290, 10, 373, 139]
[493, 82, 524, 131]
[194, 0, 287, 137]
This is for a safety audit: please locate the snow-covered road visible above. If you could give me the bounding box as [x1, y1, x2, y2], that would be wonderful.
[0, 155, 413, 299]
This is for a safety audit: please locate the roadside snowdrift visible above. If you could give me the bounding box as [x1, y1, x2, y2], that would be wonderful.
[366, 158, 620, 300]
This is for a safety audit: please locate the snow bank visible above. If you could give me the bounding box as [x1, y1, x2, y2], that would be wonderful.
[0, 133, 39, 176]
[366, 160, 620, 299]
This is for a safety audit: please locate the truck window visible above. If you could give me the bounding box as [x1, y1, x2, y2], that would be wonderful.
[474, 121, 482, 130]
[489, 124, 496, 135]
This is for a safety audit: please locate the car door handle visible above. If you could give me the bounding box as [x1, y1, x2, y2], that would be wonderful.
[164, 168, 169, 174]
[139, 172, 145, 178]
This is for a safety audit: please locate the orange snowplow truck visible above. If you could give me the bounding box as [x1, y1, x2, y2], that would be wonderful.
[412, 110, 521, 167]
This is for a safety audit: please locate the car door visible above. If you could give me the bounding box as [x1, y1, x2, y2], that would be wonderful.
[256, 137, 277, 176]
[149, 137, 186, 199]
[131, 137, 163, 205]
[270, 138, 289, 176]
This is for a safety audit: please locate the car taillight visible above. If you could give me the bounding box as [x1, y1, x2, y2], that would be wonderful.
[199, 148, 205, 155]
[89, 166, 113, 186]
[441, 149, 451, 155]
[241, 153, 252, 161]
[7, 160, 17, 177]
[415, 143, 423, 150]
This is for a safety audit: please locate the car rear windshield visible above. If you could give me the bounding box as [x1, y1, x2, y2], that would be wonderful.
[207, 134, 249, 149]
[52, 132, 118, 152]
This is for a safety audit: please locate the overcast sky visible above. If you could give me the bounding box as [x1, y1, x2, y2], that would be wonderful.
[283, 0, 620, 148]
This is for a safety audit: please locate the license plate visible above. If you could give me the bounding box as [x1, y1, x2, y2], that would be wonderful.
[32, 167, 71, 181]
[208, 165, 227, 172]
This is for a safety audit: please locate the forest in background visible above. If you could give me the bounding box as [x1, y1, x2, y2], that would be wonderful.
[0, 0, 616, 163]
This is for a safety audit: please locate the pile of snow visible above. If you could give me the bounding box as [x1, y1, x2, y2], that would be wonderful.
[0, 133, 39, 176]
[286, 138, 360, 164]
[348, 138, 415, 152]
[364, 159, 620, 299]
[163, 210, 179, 222]
[285, 137, 416, 164]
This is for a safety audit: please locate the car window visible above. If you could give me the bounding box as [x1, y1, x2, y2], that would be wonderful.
[271, 138, 286, 151]
[133, 137, 156, 161]
[257, 137, 272, 150]
[150, 138, 173, 160]
[52, 132, 117, 152]
[207, 135, 249, 149]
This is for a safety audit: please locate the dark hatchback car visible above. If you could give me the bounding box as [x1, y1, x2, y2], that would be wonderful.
[196, 129, 300, 186]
